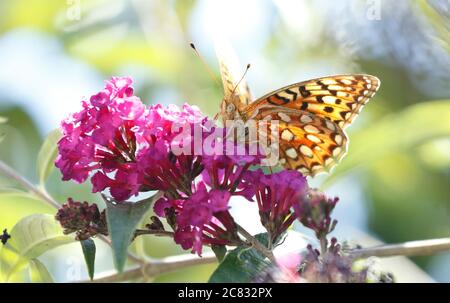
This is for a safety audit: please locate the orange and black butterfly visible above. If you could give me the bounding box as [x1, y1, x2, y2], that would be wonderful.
[215, 41, 380, 177]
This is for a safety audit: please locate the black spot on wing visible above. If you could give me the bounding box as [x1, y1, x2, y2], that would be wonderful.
[275, 93, 290, 104]
[324, 106, 334, 113]
[299, 86, 311, 97]
[285, 88, 298, 100]
[340, 111, 350, 119]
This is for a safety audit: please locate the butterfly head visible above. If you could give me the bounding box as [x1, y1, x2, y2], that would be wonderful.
[220, 94, 244, 124]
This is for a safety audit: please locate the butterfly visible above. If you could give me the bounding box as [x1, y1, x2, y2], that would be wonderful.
[214, 42, 380, 177]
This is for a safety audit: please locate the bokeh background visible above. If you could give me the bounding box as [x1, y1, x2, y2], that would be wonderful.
[0, 0, 449, 282]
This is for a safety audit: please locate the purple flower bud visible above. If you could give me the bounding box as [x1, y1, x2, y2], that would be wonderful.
[294, 188, 339, 239]
[55, 198, 108, 241]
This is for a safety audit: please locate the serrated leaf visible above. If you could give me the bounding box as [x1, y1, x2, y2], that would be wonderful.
[1, 214, 74, 280]
[36, 129, 61, 185]
[209, 233, 271, 283]
[80, 239, 96, 280]
[105, 193, 160, 272]
[29, 259, 54, 283]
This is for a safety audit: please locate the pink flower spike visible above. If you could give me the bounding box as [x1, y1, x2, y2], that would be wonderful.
[247, 169, 308, 243]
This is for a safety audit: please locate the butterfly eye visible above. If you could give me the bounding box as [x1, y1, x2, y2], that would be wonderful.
[226, 103, 235, 113]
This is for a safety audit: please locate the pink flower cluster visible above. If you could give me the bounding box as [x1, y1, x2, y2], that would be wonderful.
[154, 152, 261, 255]
[55, 76, 261, 255]
[155, 183, 241, 255]
[55, 76, 207, 201]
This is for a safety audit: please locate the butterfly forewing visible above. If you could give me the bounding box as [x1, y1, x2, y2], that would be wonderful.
[244, 75, 380, 129]
[215, 38, 252, 106]
[254, 107, 347, 176]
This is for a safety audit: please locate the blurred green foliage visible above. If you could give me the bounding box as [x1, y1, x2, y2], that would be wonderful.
[0, 0, 449, 282]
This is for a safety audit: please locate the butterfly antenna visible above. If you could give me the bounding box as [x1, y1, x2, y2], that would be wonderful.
[231, 63, 251, 96]
[190, 43, 221, 87]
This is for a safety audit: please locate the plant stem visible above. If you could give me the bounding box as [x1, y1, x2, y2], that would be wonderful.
[349, 237, 450, 259]
[235, 224, 275, 262]
[79, 252, 217, 283]
[268, 232, 273, 251]
[0, 160, 60, 209]
[319, 237, 328, 255]
[134, 229, 174, 238]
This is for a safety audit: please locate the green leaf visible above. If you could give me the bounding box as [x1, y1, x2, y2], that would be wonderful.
[0, 192, 55, 230]
[104, 194, 160, 272]
[28, 259, 54, 283]
[36, 129, 61, 185]
[8, 214, 74, 259]
[211, 244, 227, 263]
[209, 233, 271, 283]
[80, 239, 96, 280]
[324, 100, 450, 186]
[0, 187, 25, 194]
[1, 214, 74, 280]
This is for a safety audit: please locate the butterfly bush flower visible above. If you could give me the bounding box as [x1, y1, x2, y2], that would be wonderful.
[90, 102, 208, 201]
[246, 170, 308, 245]
[132, 104, 217, 200]
[55, 77, 144, 184]
[153, 142, 263, 255]
[154, 182, 242, 256]
[200, 143, 262, 201]
[298, 239, 369, 283]
[294, 188, 339, 240]
[55, 198, 108, 241]
[150, 129, 263, 255]
[55, 76, 210, 201]
[55, 76, 265, 255]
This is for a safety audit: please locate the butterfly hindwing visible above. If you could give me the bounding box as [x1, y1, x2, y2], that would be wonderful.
[254, 107, 348, 176]
[244, 75, 380, 129]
